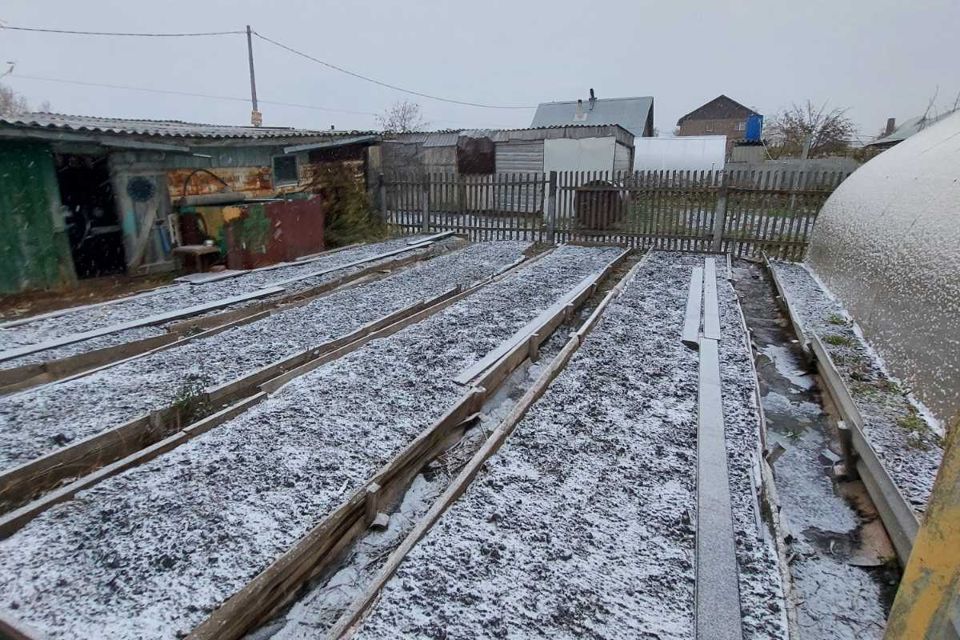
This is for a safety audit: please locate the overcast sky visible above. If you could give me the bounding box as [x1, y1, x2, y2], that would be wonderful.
[2, 0, 958, 141]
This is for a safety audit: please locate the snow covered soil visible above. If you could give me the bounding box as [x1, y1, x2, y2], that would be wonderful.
[0, 244, 622, 640]
[0, 242, 529, 474]
[769, 261, 942, 512]
[0, 235, 439, 363]
[355, 252, 787, 640]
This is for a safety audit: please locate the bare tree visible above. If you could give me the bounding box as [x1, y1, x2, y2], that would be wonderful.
[376, 100, 426, 133]
[767, 101, 857, 158]
[0, 82, 30, 117]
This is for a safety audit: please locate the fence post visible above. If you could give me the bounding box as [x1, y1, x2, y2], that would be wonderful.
[378, 173, 387, 225]
[711, 171, 728, 252]
[421, 174, 430, 234]
[546, 171, 558, 245]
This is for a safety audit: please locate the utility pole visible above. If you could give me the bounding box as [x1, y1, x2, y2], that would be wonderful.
[246, 25, 261, 126]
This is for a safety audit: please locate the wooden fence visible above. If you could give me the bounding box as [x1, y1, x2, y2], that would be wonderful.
[381, 168, 850, 259]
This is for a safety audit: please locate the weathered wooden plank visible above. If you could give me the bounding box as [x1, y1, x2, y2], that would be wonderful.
[0, 244, 453, 393]
[682, 266, 704, 349]
[186, 389, 484, 640]
[0, 287, 286, 364]
[0, 283, 170, 329]
[0, 614, 43, 640]
[0, 414, 155, 513]
[326, 248, 646, 639]
[809, 334, 919, 565]
[696, 337, 744, 640]
[762, 253, 810, 356]
[702, 258, 721, 340]
[454, 248, 630, 387]
[0, 394, 266, 538]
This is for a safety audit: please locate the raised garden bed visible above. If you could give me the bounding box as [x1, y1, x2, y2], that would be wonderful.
[0, 236, 445, 368]
[0, 244, 622, 640]
[768, 261, 942, 515]
[0, 242, 528, 476]
[354, 251, 787, 639]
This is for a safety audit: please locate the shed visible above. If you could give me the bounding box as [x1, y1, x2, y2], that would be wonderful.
[0, 113, 377, 290]
[531, 94, 654, 139]
[864, 111, 955, 150]
[380, 125, 635, 178]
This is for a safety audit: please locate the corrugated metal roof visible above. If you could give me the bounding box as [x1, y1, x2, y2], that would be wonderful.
[0, 112, 373, 140]
[421, 132, 461, 148]
[865, 111, 954, 147]
[531, 97, 653, 138]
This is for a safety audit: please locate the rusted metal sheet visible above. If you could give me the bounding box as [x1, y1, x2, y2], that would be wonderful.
[224, 199, 326, 269]
[167, 167, 275, 200]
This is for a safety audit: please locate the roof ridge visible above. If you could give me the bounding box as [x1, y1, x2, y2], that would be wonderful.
[537, 96, 654, 106]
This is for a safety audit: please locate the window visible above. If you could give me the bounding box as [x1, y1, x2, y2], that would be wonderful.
[737, 122, 746, 131]
[456, 137, 495, 174]
[272, 155, 299, 185]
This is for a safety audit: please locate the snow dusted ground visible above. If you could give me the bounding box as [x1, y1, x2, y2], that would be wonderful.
[0, 242, 529, 474]
[0, 235, 440, 362]
[356, 252, 787, 640]
[0, 244, 621, 640]
[769, 261, 942, 512]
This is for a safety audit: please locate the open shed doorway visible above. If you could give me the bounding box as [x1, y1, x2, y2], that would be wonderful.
[56, 154, 126, 278]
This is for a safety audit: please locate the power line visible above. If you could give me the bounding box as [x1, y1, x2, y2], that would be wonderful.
[253, 31, 535, 110]
[1, 25, 244, 37]
[9, 74, 379, 116]
[4, 22, 539, 112]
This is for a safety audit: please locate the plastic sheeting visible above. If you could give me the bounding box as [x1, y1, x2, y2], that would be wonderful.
[806, 111, 960, 424]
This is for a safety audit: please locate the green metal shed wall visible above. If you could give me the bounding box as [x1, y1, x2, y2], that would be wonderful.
[0, 142, 75, 293]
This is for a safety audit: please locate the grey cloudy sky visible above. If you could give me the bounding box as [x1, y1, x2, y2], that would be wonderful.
[2, 0, 958, 140]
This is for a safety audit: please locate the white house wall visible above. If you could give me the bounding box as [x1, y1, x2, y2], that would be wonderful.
[633, 136, 726, 171]
[543, 137, 617, 174]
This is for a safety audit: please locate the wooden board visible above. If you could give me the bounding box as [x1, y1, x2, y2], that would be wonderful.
[0, 287, 285, 364]
[0, 290, 464, 515]
[454, 248, 630, 387]
[762, 252, 810, 356]
[810, 334, 919, 565]
[702, 258, 721, 341]
[0, 244, 452, 394]
[695, 338, 744, 640]
[682, 266, 704, 349]
[329, 251, 646, 639]
[0, 394, 266, 538]
[0, 614, 43, 640]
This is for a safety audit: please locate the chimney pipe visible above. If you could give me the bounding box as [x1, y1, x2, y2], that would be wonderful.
[575, 99, 585, 120]
[885, 117, 896, 136]
[589, 88, 596, 110]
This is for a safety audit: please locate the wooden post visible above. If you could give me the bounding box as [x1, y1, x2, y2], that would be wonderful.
[364, 483, 381, 525]
[421, 175, 430, 234]
[378, 173, 387, 225]
[711, 171, 728, 252]
[546, 171, 558, 245]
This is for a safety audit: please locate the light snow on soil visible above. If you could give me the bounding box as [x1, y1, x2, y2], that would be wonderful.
[0, 244, 621, 640]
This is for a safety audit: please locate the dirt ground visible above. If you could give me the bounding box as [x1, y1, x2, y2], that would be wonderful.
[0, 273, 177, 321]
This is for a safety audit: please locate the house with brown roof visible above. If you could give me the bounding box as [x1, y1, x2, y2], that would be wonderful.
[676, 95, 760, 155]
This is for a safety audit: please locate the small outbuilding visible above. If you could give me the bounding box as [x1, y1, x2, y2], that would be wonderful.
[380, 124, 635, 178]
[531, 91, 654, 139]
[0, 113, 377, 292]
